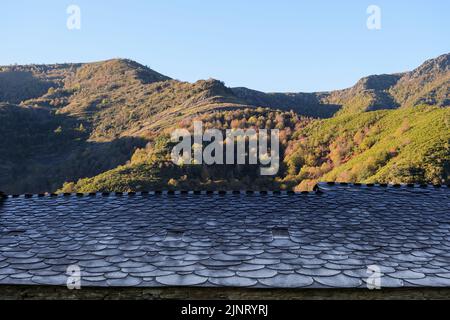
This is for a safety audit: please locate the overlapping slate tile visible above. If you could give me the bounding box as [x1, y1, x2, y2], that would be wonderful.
[0, 184, 449, 289]
[259, 274, 314, 288]
[156, 274, 208, 286]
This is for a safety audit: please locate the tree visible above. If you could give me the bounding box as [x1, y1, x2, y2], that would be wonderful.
[77, 123, 86, 132]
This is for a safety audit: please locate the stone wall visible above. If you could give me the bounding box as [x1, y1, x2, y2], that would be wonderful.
[1, 285, 450, 300]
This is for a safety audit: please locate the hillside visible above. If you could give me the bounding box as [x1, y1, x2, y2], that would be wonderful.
[59, 105, 450, 193]
[59, 108, 310, 192]
[0, 63, 80, 104]
[0, 103, 145, 194]
[285, 105, 450, 190]
[0, 53, 449, 194]
[231, 87, 341, 118]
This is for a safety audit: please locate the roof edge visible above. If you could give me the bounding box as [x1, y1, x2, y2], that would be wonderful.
[2, 182, 448, 199]
[0, 188, 323, 199]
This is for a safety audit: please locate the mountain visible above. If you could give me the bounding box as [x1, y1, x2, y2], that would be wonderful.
[0, 59, 254, 193]
[0, 54, 448, 194]
[17, 59, 254, 141]
[233, 53, 449, 116]
[390, 53, 450, 107]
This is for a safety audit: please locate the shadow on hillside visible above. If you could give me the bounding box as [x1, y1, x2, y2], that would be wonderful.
[0, 136, 147, 195]
[0, 105, 147, 194]
[0, 71, 54, 104]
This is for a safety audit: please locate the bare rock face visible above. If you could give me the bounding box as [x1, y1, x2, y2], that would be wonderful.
[410, 53, 450, 78]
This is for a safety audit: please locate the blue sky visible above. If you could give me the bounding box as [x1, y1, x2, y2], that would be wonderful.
[1, 0, 449, 92]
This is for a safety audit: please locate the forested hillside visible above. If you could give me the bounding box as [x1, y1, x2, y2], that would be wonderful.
[0, 53, 448, 194]
[59, 105, 450, 193]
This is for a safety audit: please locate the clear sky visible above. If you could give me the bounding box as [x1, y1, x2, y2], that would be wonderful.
[1, 0, 449, 92]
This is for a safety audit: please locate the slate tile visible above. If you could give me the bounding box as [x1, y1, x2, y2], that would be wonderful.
[373, 276, 405, 288]
[130, 270, 174, 277]
[31, 275, 68, 286]
[106, 277, 143, 287]
[104, 271, 129, 279]
[155, 274, 208, 286]
[246, 258, 281, 265]
[194, 269, 236, 278]
[388, 270, 426, 280]
[236, 269, 278, 279]
[296, 268, 341, 277]
[405, 277, 450, 287]
[78, 260, 111, 268]
[9, 272, 33, 280]
[208, 276, 258, 287]
[121, 265, 157, 273]
[11, 262, 49, 271]
[93, 249, 123, 257]
[200, 259, 242, 267]
[229, 264, 266, 272]
[259, 274, 313, 288]
[5, 257, 42, 264]
[211, 253, 253, 262]
[313, 274, 363, 288]
[82, 276, 107, 283]
[2, 251, 35, 259]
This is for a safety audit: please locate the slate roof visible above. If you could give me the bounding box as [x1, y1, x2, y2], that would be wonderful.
[0, 183, 450, 289]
